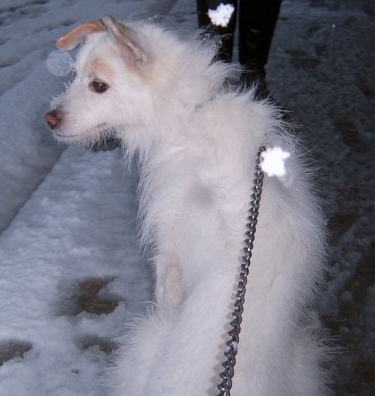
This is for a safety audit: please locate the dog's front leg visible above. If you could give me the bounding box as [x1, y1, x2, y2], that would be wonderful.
[155, 256, 184, 309]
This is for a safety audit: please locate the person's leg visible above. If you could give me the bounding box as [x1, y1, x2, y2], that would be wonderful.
[239, 0, 282, 98]
[196, 0, 238, 62]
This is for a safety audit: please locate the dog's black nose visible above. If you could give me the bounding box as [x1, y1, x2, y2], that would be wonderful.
[44, 109, 62, 129]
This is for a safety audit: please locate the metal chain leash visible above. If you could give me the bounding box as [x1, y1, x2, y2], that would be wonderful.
[216, 145, 267, 396]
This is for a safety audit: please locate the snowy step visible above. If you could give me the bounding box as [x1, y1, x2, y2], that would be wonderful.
[0, 147, 153, 396]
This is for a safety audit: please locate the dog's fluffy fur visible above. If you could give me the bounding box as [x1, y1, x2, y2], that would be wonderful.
[46, 16, 330, 396]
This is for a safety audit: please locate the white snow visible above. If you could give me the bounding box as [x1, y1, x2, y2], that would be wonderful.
[261, 147, 291, 177]
[207, 3, 235, 28]
[0, 147, 154, 396]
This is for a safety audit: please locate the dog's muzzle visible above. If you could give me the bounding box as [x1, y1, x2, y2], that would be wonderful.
[44, 109, 63, 129]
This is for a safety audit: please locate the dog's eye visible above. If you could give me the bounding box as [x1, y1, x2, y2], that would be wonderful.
[90, 80, 109, 93]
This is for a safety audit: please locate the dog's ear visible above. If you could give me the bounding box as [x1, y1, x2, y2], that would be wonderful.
[57, 21, 105, 50]
[100, 15, 148, 66]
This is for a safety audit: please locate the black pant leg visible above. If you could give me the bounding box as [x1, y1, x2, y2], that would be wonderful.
[238, 0, 282, 69]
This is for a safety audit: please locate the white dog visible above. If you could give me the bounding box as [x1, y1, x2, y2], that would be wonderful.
[45, 16, 330, 396]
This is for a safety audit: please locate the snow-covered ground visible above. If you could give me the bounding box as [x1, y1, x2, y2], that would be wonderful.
[0, 0, 373, 395]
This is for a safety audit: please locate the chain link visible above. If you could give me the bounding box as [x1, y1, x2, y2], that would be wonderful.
[216, 145, 266, 396]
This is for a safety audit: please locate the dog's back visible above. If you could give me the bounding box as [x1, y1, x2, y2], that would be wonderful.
[114, 96, 329, 396]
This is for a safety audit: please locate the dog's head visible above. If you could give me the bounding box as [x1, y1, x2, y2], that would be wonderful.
[44, 15, 152, 146]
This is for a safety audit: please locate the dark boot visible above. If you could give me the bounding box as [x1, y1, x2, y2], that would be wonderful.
[238, 0, 282, 99]
[196, 0, 238, 63]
